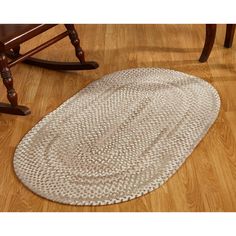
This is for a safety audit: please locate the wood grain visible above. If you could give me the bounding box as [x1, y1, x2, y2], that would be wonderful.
[0, 24, 236, 212]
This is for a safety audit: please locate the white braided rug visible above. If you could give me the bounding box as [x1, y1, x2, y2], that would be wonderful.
[14, 68, 220, 206]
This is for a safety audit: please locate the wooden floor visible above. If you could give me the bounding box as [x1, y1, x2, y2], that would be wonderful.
[0, 24, 236, 212]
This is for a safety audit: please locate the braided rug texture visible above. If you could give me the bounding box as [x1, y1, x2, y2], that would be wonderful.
[14, 68, 220, 206]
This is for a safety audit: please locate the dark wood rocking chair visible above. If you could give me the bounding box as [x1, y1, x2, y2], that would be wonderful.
[0, 24, 99, 116]
[199, 24, 236, 62]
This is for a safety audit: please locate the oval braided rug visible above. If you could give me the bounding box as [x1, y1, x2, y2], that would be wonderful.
[14, 68, 220, 206]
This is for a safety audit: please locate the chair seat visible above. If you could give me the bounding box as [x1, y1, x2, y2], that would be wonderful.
[0, 24, 56, 50]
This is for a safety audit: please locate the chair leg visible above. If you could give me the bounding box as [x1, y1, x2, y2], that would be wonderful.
[224, 24, 236, 48]
[65, 24, 85, 63]
[0, 52, 18, 106]
[199, 24, 217, 63]
[0, 52, 30, 115]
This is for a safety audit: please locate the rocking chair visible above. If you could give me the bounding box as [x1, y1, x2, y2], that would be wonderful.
[0, 24, 98, 115]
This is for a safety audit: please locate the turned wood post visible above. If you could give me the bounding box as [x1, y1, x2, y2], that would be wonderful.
[65, 24, 85, 63]
[0, 52, 18, 106]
